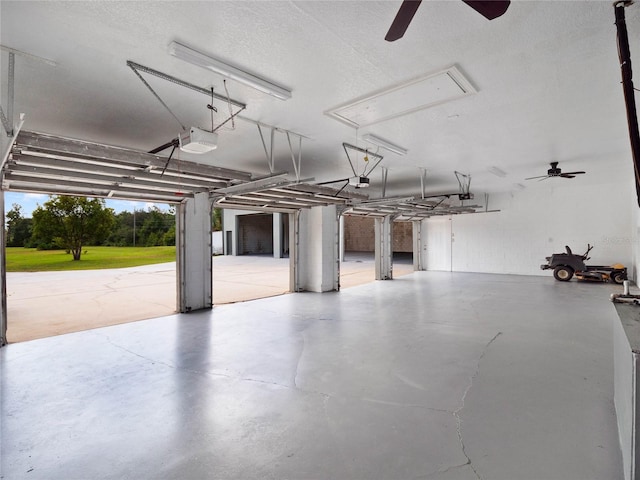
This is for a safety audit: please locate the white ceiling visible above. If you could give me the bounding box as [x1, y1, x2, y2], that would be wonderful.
[1, 0, 638, 199]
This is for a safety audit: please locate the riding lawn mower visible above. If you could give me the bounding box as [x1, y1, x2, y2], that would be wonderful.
[540, 244, 627, 283]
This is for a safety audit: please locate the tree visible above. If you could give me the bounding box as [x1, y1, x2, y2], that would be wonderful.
[5, 204, 33, 247]
[31, 196, 115, 260]
[137, 207, 175, 246]
[212, 208, 223, 232]
[104, 207, 175, 247]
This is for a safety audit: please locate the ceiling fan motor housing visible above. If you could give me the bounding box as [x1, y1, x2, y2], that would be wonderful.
[548, 162, 561, 176]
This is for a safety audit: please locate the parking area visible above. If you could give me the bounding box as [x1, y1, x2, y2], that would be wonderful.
[6, 254, 414, 343]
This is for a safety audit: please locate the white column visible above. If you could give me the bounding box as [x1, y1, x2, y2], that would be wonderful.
[339, 214, 345, 262]
[290, 210, 300, 292]
[375, 215, 393, 280]
[273, 212, 282, 258]
[177, 193, 212, 312]
[294, 205, 339, 292]
[412, 219, 427, 271]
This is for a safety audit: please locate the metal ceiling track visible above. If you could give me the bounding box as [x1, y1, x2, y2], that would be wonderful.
[3, 130, 488, 218]
[127, 61, 247, 152]
[343, 194, 485, 221]
[3, 131, 253, 203]
[4, 131, 370, 212]
[213, 181, 368, 213]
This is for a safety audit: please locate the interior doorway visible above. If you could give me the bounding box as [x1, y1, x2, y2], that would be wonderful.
[213, 210, 290, 305]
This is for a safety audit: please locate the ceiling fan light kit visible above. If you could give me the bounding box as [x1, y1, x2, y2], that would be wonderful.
[362, 134, 408, 155]
[168, 41, 292, 100]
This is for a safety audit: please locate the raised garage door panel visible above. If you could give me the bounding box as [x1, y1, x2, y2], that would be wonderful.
[238, 213, 273, 255]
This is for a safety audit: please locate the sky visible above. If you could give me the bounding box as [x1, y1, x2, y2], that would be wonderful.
[3, 192, 171, 217]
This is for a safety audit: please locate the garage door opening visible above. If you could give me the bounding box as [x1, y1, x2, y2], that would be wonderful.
[214, 210, 290, 305]
[340, 215, 413, 288]
[4, 196, 177, 343]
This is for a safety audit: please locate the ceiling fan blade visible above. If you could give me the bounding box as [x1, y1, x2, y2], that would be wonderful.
[385, 0, 422, 42]
[561, 171, 586, 175]
[525, 175, 549, 180]
[462, 0, 510, 20]
[559, 174, 576, 179]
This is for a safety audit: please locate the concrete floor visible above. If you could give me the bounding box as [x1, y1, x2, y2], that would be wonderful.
[1, 272, 624, 479]
[5, 254, 414, 343]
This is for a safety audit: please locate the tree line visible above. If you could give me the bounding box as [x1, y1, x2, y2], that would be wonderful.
[5, 196, 177, 260]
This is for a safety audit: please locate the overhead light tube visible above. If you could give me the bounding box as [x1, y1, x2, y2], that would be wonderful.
[168, 41, 292, 100]
[362, 134, 408, 155]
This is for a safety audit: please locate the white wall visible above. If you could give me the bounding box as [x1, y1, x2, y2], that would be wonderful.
[632, 198, 640, 283]
[426, 176, 635, 276]
[297, 205, 338, 292]
[212, 231, 223, 255]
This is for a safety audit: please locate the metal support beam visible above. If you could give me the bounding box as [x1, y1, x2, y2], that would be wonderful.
[6, 52, 14, 136]
[0, 114, 24, 172]
[0, 52, 15, 135]
[213, 173, 290, 196]
[420, 168, 428, 199]
[382, 166, 388, 198]
[257, 125, 276, 174]
[287, 132, 303, 182]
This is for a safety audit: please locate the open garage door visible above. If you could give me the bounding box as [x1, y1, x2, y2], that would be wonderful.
[0, 132, 369, 344]
[0, 131, 254, 344]
[340, 215, 414, 287]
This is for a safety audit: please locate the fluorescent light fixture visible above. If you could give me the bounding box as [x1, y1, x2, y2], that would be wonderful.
[362, 134, 408, 155]
[168, 41, 292, 100]
[179, 127, 218, 154]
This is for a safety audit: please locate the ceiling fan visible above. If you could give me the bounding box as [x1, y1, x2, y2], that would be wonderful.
[385, 0, 511, 42]
[525, 162, 586, 181]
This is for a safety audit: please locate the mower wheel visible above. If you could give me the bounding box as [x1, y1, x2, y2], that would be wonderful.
[553, 265, 574, 281]
[611, 271, 626, 285]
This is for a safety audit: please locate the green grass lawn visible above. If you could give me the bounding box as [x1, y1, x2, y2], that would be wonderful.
[5, 246, 176, 272]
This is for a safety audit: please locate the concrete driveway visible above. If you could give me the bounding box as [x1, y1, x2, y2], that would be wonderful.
[6, 254, 413, 343]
